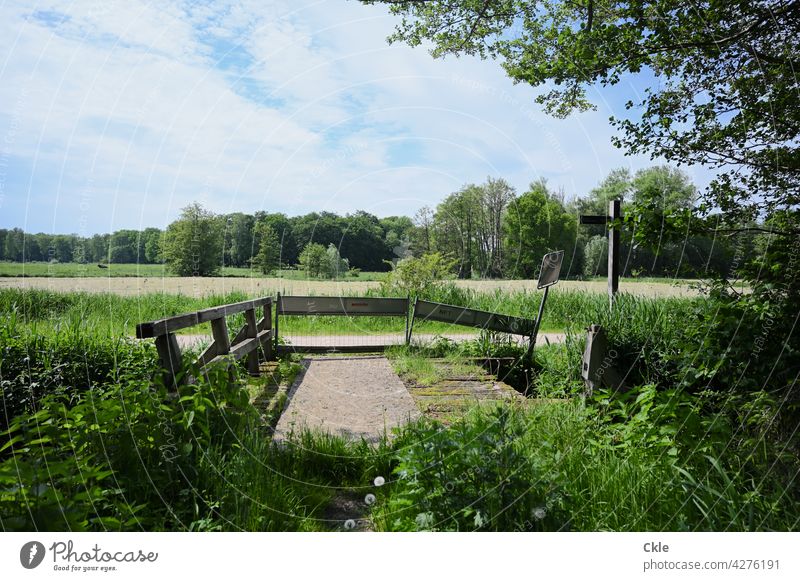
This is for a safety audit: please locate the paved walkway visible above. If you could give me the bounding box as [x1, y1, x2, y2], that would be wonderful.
[272, 356, 420, 444]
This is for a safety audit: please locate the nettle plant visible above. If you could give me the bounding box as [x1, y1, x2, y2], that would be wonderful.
[0, 359, 258, 531]
[389, 405, 567, 531]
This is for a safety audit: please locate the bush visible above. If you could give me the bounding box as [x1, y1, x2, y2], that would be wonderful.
[583, 235, 608, 278]
[380, 252, 457, 298]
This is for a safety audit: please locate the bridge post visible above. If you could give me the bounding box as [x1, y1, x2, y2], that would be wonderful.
[274, 292, 280, 354]
[261, 301, 273, 361]
[245, 308, 259, 376]
[154, 332, 183, 390]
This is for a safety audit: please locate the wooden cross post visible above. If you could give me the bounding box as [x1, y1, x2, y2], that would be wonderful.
[579, 200, 622, 307]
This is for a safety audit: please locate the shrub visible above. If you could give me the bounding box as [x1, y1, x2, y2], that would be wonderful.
[380, 252, 457, 298]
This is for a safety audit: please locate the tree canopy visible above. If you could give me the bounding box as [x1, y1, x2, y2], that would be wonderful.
[361, 0, 799, 230]
[162, 203, 224, 276]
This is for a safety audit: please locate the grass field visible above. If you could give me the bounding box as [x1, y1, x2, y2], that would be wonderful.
[0, 262, 707, 297]
[0, 274, 702, 298]
[0, 261, 388, 280]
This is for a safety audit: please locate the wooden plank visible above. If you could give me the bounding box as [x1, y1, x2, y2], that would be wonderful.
[277, 296, 408, 316]
[260, 302, 273, 361]
[579, 215, 608, 225]
[245, 308, 259, 376]
[136, 296, 273, 338]
[274, 293, 280, 353]
[210, 317, 231, 355]
[200, 354, 232, 373]
[224, 330, 271, 360]
[195, 340, 218, 367]
[154, 332, 183, 389]
[230, 323, 249, 346]
[200, 330, 271, 374]
[413, 300, 536, 335]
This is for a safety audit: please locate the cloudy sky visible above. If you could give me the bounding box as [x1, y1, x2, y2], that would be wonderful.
[0, 0, 711, 235]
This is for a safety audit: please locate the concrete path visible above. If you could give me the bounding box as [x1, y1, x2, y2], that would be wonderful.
[272, 356, 420, 444]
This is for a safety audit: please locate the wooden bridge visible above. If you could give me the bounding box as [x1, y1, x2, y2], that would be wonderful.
[135, 296, 273, 387]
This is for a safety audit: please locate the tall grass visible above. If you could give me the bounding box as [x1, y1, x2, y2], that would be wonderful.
[0, 288, 253, 337]
[374, 400, 799, 531]
[0, 285, 699, 338]
[194, 427, 389, 531]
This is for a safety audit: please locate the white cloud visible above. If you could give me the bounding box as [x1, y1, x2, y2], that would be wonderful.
[0, 0, 714, 234]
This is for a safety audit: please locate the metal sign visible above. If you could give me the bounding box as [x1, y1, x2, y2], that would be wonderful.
[278, 296, 408, 317]
[537, 250, 564, 289]
[413, 300, 536, 336]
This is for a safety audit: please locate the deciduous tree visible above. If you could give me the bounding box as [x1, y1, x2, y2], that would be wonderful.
[162, 203, 224, 276]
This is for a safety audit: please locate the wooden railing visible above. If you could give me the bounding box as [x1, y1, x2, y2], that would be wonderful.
[136, 297, 274, 388]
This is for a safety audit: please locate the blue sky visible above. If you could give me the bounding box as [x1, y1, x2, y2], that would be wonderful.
[0, 0, 713, 235]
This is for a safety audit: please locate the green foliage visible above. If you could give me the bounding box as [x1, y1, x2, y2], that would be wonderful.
[0, 288, 252, 336]
[324, 243, 350, 279]
[387, 405, 568, 531]
[108, 230, 141, 264]
[162, 203, 224, 276]
[585, 385, 798, 530]
[251, 222, 280, 274]
[504, 179, 577, 278]
[0, 358, 258, 531]
[380, 252, 457, 298]
[0, 323, 158, 431]
[583, 235, 608, 278]
[297, 242, 327, 278]
[0, 398, 145, 531]
[4, 284, 798, 532]
[296, 242, 349, 279]
[431, 177, 515, 278]
[364, 0, 798, 227]
[142, 228, 163, 264]
[1, 162, 728, 280]
[222, 213, 256, 268]
[377, 390, 799, 532]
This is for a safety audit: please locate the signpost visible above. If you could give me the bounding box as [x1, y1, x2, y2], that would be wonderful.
[408, 250, 564, 365]
[580, 199, 622, 307]
[525, 250, 564, 362]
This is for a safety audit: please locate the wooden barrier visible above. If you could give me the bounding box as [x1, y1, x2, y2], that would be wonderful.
[274, 294, 409, 353]
[408, 250, 565, 362]
[136, 297, 274, 388]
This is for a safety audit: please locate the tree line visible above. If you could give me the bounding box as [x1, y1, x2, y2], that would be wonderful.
[0, 165, 741, 279]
